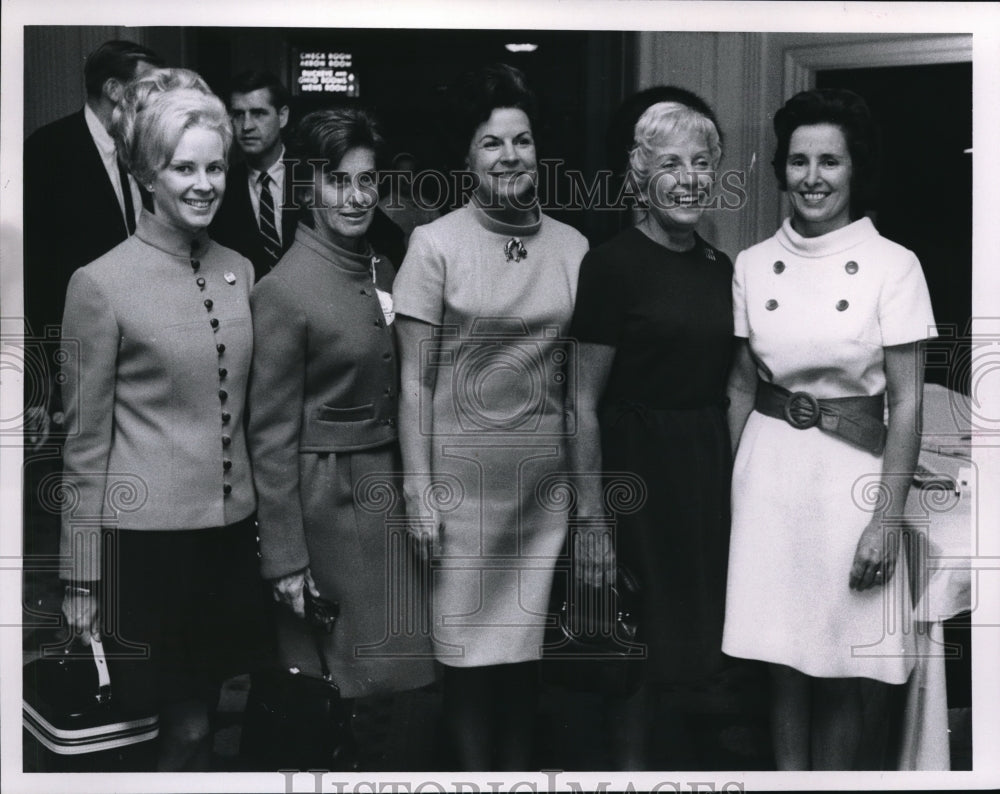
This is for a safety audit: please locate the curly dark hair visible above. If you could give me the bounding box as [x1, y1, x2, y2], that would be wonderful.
[447, 63, 538, 167]
[772, 88, 880, 217]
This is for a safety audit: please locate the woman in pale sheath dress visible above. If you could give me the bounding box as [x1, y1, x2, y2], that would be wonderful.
[393, 63, 588, 770]
[722, 88, 937, 769]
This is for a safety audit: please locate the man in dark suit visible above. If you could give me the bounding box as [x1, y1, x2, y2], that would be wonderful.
[210, 71, 298, 282]
[23, 39, 162, 439]
[24, 39, 163, 340]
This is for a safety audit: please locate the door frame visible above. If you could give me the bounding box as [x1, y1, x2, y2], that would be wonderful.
[784, 34, 972, 97]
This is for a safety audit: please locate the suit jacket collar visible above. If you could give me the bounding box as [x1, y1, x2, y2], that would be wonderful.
[135, 209, 211, 259]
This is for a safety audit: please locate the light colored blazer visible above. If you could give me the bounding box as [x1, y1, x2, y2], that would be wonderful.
[60, 210, 256, 581]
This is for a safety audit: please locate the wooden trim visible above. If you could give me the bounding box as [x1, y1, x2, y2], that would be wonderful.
[784, 34, 973, 98]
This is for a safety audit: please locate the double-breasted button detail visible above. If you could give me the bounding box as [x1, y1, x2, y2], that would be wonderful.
[216, 343, 226, 354]
[222, 411, 231, 424]
[210, 318, 220, 329]
[204, 299, 213, 310]
[196, 277, 206, 289]
[223, 483, 232, 496]
[191, 259, 200, 272]
[223, 459, 232, 472]
[382, 352, 392, 361]
[836, 300, 849, 312]
[765, 299, 779, 311]
[845, 261, 859, 275]
[219, 368, 228, 379]
[773, 261, 785, 274]
[219, 389, 228, 402]
[222, 434, 232, 447]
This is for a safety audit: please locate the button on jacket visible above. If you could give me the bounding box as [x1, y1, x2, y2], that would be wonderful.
[248, 223, 398, 580]
[60, 210, 256, 581]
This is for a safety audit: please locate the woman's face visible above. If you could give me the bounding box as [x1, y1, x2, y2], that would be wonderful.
[151, 126, 227, 234]
[643, 129, 716, 235]
[785, 123, 853, 237]
[312, 146, 378, 251]
[466, 107, 537, 210]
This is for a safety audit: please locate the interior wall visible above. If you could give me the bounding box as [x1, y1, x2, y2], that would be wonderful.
[634, 31, 963, 257]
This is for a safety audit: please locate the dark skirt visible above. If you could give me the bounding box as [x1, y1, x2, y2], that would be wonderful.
[600, 400, 732, 686]
[104, 517, 275, 710]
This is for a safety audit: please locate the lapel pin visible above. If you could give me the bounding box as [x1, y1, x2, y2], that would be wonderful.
[224, 271, 237, 284]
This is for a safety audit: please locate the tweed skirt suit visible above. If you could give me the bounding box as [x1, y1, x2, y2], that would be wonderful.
[248, 224, 435, 698]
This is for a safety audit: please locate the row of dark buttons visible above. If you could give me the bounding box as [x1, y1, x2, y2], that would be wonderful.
[773, 259, 859, 274]
[767, 259, 857, 312]
[193, 257, 235, 498]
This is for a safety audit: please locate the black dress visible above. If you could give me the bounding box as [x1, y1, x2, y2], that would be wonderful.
[569, 226, 734, 685]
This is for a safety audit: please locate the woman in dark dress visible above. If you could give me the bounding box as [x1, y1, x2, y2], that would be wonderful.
[568, 98, 733, 768]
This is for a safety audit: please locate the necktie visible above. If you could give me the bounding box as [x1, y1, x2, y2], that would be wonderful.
[257, 172, 282, 268]
[117, 158, 136, 235]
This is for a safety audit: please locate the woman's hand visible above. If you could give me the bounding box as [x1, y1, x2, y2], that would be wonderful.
[272, 568, 320, 619]
[61, 589, 99, 645]
[573, 526, 617, 589]
[849, 516, 900, 591]
[403, 477, 440, 563]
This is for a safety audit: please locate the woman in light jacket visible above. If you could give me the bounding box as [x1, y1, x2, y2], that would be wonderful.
[59, 68, 271, 771]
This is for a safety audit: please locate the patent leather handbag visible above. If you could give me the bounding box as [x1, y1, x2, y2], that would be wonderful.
[543, 566, 646, 697]
[23, 635, 158, 763]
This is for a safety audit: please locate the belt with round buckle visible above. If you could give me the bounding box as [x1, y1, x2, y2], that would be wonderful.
[783, 391, 821, 429]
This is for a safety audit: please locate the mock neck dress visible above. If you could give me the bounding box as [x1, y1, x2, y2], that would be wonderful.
[721, 217, 937, 683]
[393, 202, 589, 667]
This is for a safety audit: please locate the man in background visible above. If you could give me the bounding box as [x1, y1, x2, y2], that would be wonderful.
[24, 39, 163, 347]
[211, 70, 298, 282]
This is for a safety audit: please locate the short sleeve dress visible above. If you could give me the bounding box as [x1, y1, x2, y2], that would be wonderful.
[393, 202, 589, 667]
[569, 226, 735, 684]
[721, 217, 937, 684]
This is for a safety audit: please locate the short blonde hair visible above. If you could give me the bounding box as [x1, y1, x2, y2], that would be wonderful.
[112, 67, 232, 185]
[628, 101, 722, 196]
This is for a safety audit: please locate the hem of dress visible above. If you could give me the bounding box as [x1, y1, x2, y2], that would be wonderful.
[721, 643, 914, 685]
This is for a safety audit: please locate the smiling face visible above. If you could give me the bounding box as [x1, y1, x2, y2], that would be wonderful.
[642, 129, 716, 243]
[785, 123, 853, 237]
[311, 146, 378, 252]
[466, 107, 537, 212]
[151, 126, 226, 235]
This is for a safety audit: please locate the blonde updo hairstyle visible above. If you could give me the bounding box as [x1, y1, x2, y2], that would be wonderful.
[628, 101, 723, 205]
[112, 67, 232, 187]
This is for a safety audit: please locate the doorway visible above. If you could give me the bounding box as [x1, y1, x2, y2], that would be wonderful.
[816, 62, 972, 394]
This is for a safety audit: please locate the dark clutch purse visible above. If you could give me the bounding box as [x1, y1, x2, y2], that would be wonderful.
[542, 566, 646, 698]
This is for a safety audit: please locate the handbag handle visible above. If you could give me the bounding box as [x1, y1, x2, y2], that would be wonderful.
[89, 636, 112, 704]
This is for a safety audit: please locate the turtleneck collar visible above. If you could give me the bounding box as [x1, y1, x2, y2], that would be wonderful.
[776, 216, 878, 258]
[134, 209, 211, 259]
[294, 222, 375, 272]
[467, 197, 542, 238]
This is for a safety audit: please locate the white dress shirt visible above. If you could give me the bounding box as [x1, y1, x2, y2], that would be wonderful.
[84, 103, 141, 231]
[246, 148, 285, 245]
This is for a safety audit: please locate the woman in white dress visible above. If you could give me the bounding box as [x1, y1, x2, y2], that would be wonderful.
[722, 89, 937, 769]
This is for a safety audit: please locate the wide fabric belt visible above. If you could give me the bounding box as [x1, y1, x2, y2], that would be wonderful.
[754, 379, 887, 456]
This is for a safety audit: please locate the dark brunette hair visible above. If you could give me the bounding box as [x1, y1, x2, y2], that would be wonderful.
[772, 88, 880, 217]
[228, 70, 291, 112]
[289, 108, 383, 218]
[448, 63, 537, 166]
[83, 40, 163, 99]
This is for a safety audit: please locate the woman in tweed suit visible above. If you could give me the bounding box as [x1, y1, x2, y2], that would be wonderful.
[247, 109, 435, 722]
